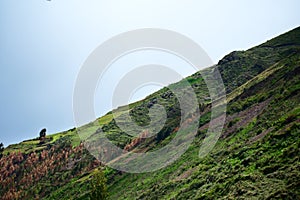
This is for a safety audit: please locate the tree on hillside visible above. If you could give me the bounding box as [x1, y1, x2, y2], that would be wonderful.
[89, 169, 108, 200]
[0, 142, 4, 159]
[39, 128, 47, 144]
[39, 128, 47, 139]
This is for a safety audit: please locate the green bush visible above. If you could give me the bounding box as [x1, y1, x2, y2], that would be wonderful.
[89, 169, 108, 200]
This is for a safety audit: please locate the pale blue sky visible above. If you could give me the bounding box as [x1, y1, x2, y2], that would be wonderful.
[0, 0, 299, 146]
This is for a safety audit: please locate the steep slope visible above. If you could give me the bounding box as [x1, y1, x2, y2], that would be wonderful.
[106, 51, 300, 200]
[1, 26, 300, 199]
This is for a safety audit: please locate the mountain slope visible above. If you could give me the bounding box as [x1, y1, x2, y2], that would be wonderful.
[1, 26, 300, 199]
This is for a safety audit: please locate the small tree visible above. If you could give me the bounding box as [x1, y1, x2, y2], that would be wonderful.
[0, 142, 4, 159]
[39, 128, 47, 144]
[39, 128, 47, 139]
[89, 169, 108, 200]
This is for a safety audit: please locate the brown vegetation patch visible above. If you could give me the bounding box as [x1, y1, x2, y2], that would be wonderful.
[222, 99, 271, 138]
[174, 167, 197, 181]
[248, 128, 274, 144]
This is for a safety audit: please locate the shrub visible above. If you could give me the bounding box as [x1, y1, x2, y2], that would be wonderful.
[89, 169, 108, 200]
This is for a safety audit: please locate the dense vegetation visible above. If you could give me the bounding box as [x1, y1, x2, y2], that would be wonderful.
[1, 26, 300, 199]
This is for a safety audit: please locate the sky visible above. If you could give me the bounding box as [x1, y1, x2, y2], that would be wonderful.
[0, 0, 299, 146]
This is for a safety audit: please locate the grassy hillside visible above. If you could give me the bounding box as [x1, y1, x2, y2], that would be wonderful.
[1, 26, 300, 199]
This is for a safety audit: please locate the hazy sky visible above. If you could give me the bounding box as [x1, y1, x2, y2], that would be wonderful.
[0, 0, 299, 146]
